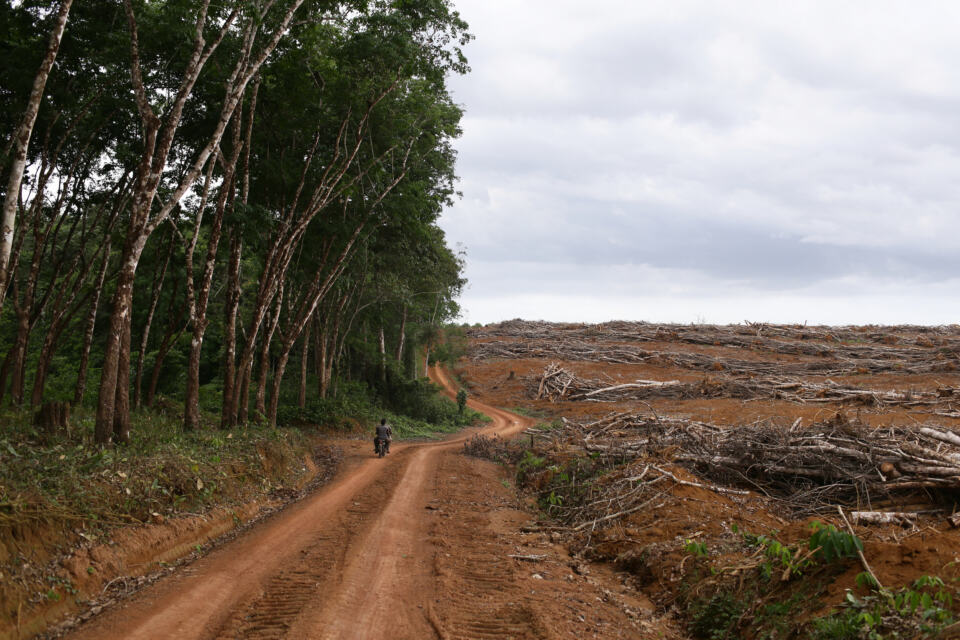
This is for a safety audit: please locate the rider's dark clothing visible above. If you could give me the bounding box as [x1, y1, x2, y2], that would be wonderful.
[374, 422, 393, 454]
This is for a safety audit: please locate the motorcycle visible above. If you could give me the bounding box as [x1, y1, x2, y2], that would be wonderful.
[374, 437, 389, 458]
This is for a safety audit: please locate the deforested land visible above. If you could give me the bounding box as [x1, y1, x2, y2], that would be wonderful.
[458, 319, 960, 639]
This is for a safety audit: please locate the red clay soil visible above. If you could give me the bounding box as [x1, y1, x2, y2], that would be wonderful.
[457, 323, 960, 632]
[56, 368, 674, 640]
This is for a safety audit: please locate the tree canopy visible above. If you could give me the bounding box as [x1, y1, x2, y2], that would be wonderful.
[0, 0, 472, 441]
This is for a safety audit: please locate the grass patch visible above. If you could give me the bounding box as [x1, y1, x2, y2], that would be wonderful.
[0, 407, 315, 532]
[511, 406, 548, 419]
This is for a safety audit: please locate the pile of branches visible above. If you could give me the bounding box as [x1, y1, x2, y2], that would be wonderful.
[462, 433, 525, 464]
[469, 321, 960, 374]
[555, 411, 960, 517]
[531, 363, 960, 412]
[471, 337, 960, 375]
[470, 319, 960, 350]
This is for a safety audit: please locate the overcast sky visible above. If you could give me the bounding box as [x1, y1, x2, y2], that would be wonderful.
[437, 1, 960, 325]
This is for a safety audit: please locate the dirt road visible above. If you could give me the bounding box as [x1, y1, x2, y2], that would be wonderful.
[64, 369, 657, 639]
[62, 370, 545, 639]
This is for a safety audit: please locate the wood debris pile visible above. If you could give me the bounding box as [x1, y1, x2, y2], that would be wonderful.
[550, 410, 960, 517]
[531, 363, 960, 413]
[469, 320, 960, 374]
[471, 319, 960, 349]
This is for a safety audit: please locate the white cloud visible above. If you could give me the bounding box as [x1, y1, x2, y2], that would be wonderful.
[441, 1, 960, 323]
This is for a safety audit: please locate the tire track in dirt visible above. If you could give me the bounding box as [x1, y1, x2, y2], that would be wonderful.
[211, 455, 406, 639]
[63, 368, 531, 640]
[64, 448, 414, 640]
[428, 453, 550, 640]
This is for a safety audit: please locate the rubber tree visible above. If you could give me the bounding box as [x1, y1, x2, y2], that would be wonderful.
[0, 0, 74, 312]
[95, 0, 308, 444]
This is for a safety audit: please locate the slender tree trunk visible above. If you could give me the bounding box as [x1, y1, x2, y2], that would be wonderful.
[144, 277, 185, 407]
[75, 239, 110, 406]
[0, 0, 73, 312]
[220, 232, 243, 428]
[9, 224, 48, 405]
[312, 313, 323, 381]
[237, 359, 252, 424]
[255, 288, 283, 418]
[9, 303, 30, 405]
[317, 314, 330, 398]
[395, 304, 406, 363]
[267, 350, 291, 427]
[31, 313, 71, 407]
[378, 320, 387, 386]
[134, 233, 172, 408]
[113, 318, 132, 443]
[95, 226, 147, 444]
[298, 319, 311, 409]
[183, 331, 204, 430]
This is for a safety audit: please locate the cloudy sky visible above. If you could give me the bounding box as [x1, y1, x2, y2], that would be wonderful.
[437, 1, 960, 325]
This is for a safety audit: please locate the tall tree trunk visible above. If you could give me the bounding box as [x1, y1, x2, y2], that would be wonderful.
[237, 358, 253, 425]
[31, 310, 73, 407]
[95, 235, 143, 443]
[255, 287, 283, 418]
[395, 304, 406, 363]
[220, 74, 255, 429]
[0, 0, 73, 312]
[378, 322, 387, 386]
[9, 222, 48, 405]
[267, 349, 291, 427]
[184, 99, 247, 431]
[113, 318, 132, 443]
[9, 301, 31, 405]
[312, 313, 323, 381]
[95, 0, 304, 443]
[134, 232, 173, 408]
[145, 277, 185, 407]
[220, 232, 243, 428]
[298, 319, 311, 409]
[75, 239, 111, 406]
[317, 314, 331, 399]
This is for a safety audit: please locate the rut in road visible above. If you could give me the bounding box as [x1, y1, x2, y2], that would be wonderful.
[429, 452, 549, 640]
[212, 455, 405, 639]
[63, 368, 534, 640]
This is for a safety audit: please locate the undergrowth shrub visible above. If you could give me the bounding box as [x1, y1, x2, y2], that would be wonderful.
[810, 576, 956, 639]
[0, 406, 314, 532]
[277, 377, 487, 438]
[690, 592, 746, 639]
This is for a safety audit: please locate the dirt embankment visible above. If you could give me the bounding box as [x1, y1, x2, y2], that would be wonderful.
[2, 446, 338, 640]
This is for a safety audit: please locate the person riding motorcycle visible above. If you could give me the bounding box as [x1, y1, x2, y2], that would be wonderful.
[374, 418, 392, 455]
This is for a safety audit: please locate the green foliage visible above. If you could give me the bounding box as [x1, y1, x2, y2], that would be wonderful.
[734, 524, 814, 580]
[0, 406, 313, 533]
[0, 0, 474, 438]
[456, 388, 467, 414]
[808, 521, 863, 564]
[277, 377, 486, 439]
[809, 576, 955, 639]
[517, 450, 546, 477]
[684, 540, 709, 558]
[690, 592, 746, 640]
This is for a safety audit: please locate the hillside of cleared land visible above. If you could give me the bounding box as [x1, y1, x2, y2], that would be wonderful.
[457, 320, 960, 639]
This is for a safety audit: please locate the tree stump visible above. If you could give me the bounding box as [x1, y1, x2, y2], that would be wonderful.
[34, 401, 70, 443]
